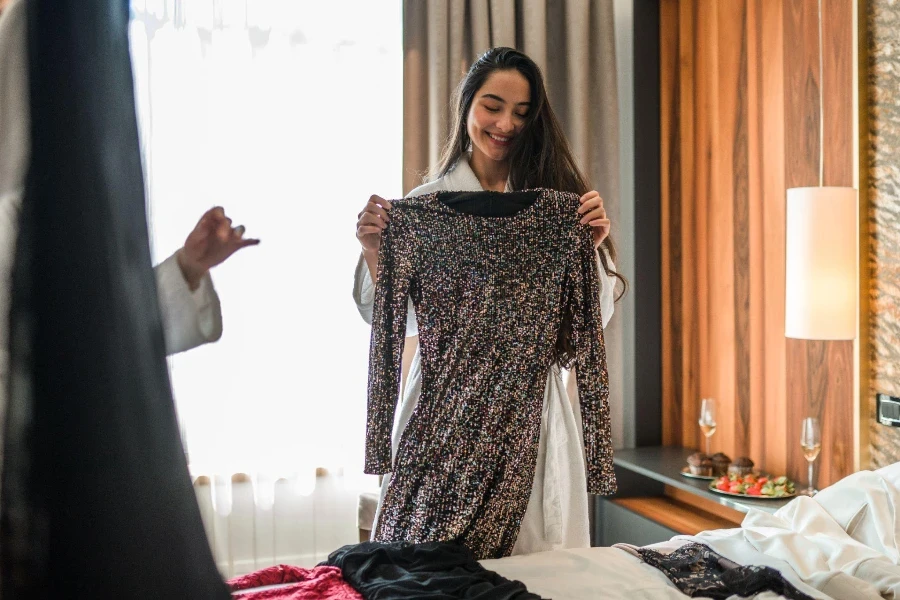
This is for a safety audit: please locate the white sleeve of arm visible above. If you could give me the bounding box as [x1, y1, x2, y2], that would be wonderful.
[155, 252, 223, 355]
[596, 247, 617, 329]
[353, 253, 417, 337]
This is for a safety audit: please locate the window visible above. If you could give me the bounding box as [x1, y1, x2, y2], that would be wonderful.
[129, 0, 402, 500]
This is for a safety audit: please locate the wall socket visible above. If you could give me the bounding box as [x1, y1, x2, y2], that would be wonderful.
[877, 393, 900, 427]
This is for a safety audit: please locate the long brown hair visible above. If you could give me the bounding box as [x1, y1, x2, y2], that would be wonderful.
[436, 47, 627, 363]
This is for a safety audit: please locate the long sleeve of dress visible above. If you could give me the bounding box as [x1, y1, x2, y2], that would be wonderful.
[569, 230, 617, 496]
[365, 224, 412, 475]
[353, 254, 418, 337]
[155, 253, 223, 355]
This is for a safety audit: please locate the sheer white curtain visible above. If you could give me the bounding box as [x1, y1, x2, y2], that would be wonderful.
[128, 0, 401, 514]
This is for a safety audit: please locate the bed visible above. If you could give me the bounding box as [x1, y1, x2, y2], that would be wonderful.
[235, 462, 900, 599]
[481, 461, 900, 599]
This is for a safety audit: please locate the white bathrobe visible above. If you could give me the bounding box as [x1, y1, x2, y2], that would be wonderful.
[0, 0, 223, 454]
[354, 158, 617, 555]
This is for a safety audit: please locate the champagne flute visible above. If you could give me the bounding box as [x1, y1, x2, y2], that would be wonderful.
[800, 417, 821, 496]
[698, 398, 717, 455]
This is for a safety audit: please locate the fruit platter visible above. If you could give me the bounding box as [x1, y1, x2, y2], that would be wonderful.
[708, 473, 796, 499]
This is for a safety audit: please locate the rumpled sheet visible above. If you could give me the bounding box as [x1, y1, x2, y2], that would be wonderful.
[484, 462, 900, 600]
[677, 461, 900, 599]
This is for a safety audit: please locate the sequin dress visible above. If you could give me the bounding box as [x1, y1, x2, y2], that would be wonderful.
[365, 188, 616, 559]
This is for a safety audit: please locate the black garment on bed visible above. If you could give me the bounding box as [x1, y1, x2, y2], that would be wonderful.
[637, 543, 815, 600]
[1, 1, 228, 598]
[322, 540, 544, 600]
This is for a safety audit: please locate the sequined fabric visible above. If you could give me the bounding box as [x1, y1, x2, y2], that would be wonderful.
[365, 188, 615, 559]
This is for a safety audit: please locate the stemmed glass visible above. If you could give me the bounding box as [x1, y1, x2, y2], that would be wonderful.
[698, 398, 717, 455]
[800, 417, 821, 496]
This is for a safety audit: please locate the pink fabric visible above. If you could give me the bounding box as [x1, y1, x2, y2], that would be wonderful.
[227, 565, 362, 600]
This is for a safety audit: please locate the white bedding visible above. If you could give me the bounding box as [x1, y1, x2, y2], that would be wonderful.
[481, 546, 696, 599]
[481, 462, 900, 600]
[235, 464, 900, 599]
[680, 461, 900, 600]
[483, 544, 796, 600]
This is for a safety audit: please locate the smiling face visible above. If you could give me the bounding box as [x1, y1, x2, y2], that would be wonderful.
[465, 69, 531, 167]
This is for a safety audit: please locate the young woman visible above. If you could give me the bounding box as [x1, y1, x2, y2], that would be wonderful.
[353, 47, 624, 555]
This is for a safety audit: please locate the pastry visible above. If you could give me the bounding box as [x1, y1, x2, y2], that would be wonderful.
[687, 452, 712, 476]
[728, 456, 754, 476]
[711, 452, 731, 476]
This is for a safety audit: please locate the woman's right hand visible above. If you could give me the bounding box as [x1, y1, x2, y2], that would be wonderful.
[356, 194, 392, 254]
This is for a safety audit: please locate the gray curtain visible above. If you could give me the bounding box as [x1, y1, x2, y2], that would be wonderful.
[401, 0, 625, 448]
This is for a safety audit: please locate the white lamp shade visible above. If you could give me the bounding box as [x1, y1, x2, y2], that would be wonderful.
[785, 186, 858, 340]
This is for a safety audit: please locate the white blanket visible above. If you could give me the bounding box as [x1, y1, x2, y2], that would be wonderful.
[483, 462, 900, 600]
[482, 544, 796, 600]
[680, 461, 900, 600]
[481, 546, 691, 600]
[240, 463, 900, 599]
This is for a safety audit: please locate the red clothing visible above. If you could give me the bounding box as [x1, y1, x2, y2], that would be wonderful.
[228, 565, 362, 600]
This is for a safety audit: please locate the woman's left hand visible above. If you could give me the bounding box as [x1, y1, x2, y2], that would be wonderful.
[578, 190, 611, 249]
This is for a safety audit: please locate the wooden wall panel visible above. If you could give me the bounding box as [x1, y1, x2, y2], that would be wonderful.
[685, 0, 706, 450]
[694, 0, 718, 450]
[820, 0, 856, 481]
[785, 0, 855, 487]
[661, 0, 857, 487]
[782, 0, 820, 488]
[723, 0, 750, 457]
[746, 0, 766, 468]
[759, 0, 788, 480]
[660, 0, 679, 447]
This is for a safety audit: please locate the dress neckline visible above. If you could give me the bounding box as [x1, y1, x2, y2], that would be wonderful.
[429, 188, 550, 220]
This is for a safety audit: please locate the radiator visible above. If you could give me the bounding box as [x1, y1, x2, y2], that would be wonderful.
[193, 473, 363, 578]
